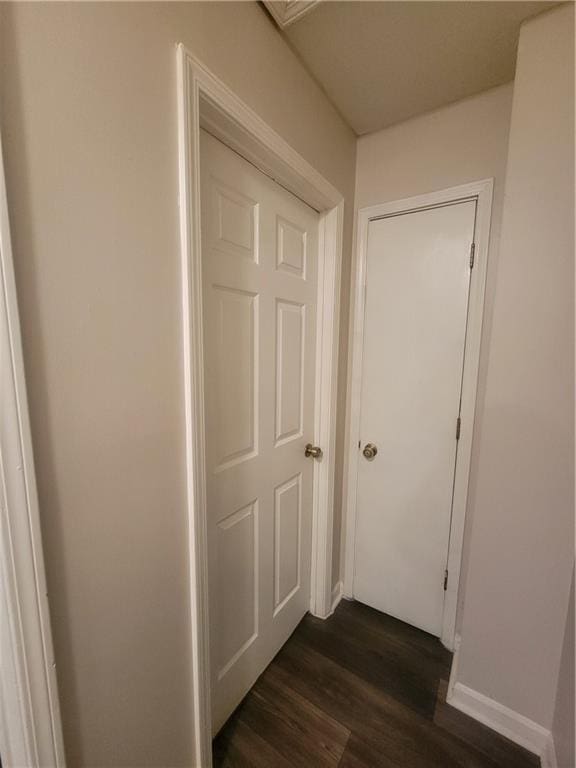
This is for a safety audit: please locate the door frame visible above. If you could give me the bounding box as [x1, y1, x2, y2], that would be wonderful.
[0, 133, 66, 766]
[343, 179, 493, 651]
[176, 47, 344, 766]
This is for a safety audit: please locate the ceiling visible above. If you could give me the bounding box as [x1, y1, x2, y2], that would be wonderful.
[279, 1, 558, 135]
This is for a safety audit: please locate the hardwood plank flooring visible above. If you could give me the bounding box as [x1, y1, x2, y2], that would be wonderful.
[213, 600, 540, 768]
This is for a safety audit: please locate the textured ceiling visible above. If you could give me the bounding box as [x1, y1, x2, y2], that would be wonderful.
[282, 1, 558, 134]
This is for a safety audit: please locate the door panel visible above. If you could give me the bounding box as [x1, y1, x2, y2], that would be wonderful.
[275, 300, 305, 444]
[216, 501, 258, 678]
[276, 216, 307, 277]
[200, 130, 318, 732]
[211, 286, 258, 469]
[354, 201, 476, 637]
[273, 473, 302, 613]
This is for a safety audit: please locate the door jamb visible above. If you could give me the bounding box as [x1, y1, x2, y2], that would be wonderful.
[343, 179, 494, 651]
[176, 46, 344, 766]
[0, 133, 66, 766]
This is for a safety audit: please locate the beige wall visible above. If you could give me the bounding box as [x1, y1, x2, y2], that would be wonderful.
[351, 83, 514, 594]
[0, 3, 356, 765]
[355, 82, 513, 210]
[457, 4, 575, 728]
[553, 570, 575, 767]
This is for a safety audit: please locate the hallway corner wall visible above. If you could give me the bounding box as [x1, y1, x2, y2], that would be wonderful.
[456, 3, 575, 732]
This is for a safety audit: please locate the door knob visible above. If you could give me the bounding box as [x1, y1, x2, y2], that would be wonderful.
[362, 443, 378, 460]
[305, 443, 323, 460]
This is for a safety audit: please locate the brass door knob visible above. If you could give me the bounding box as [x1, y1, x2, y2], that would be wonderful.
[362, 443, 378, 460]
[305, 443, 323, 460]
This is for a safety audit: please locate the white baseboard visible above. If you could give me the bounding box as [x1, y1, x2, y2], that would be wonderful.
[447, 633, 462, 700]
[447, 682, 552, 758]
[329, 580, 343, 615]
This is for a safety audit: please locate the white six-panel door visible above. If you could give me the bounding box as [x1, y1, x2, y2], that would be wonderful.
[200, 131, 319, 732]
[354, 200, 476, 637]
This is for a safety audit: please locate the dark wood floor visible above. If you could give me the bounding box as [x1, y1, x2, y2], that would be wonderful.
[213, 600, 541, 768]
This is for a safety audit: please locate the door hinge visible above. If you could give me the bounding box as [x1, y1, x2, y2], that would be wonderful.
[444, 569, 449, 591]
[470, 242, 476, 269]
[456, 416, 461, 441]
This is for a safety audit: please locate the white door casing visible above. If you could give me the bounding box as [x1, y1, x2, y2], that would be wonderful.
[353, 200, 475, 637]
[177, 47, 343, 766]
[344, 180, 493, 650]
[201, 132, 319, 731]
[0, 133, 65, 766]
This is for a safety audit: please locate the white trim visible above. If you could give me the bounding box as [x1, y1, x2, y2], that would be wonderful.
[262, 1, 320, 28]
[329, 580, 344, 615]
[447, 682, 551, 757]
[540, 735, 558, 768]
[177, 46, 343, 767]
[0, 134, 66, 766]
[311, 204, 343, 619]
[447, 632, 462, 700]
[343, 179, 494, 651]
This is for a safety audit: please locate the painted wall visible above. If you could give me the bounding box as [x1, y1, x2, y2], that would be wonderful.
[350, 83, 514, 594]
[0, 3, 356, 765]
[354, 81, 513, 210]
[457, 4, 574, 728]
[552, 570, 575, 768]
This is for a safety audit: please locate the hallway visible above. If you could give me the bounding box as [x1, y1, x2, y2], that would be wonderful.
[213, 600, 540, 767]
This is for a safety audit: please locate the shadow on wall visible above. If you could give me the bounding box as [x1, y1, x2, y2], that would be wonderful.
[552, 569, 575, 768]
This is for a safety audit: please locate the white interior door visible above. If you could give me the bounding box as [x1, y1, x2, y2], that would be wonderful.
[354, 200, 476, 637]
[200, 130, 319, 732]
